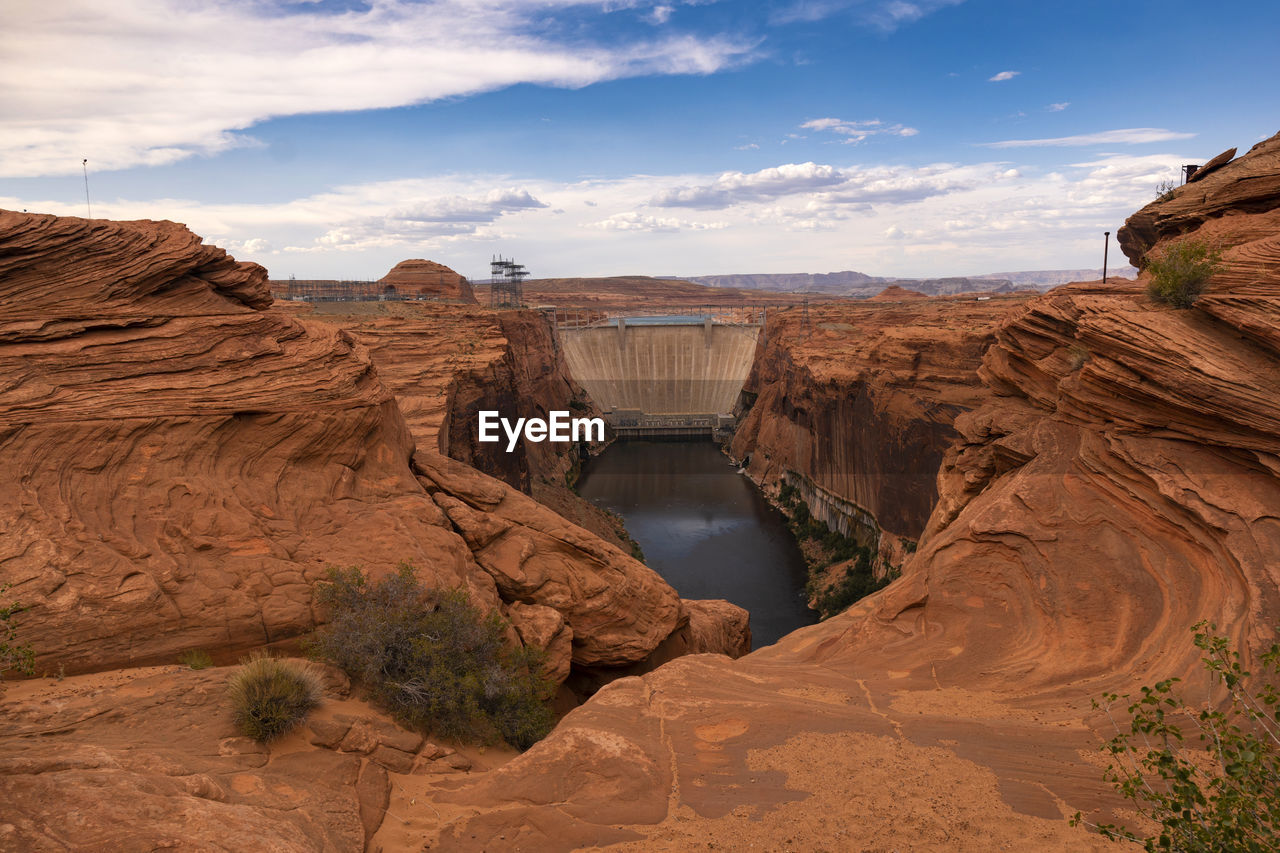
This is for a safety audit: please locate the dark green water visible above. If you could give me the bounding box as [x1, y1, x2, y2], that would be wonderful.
[576, 440, 818, 647]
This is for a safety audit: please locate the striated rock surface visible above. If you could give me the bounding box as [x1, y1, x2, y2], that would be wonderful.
[0, 211, 731, 681]
[415, 451, 682, 668]
[730, 296, 1029, 540]
[0, 664, 370, 852]
[289, 300, 629, 549]
[410, 134, 1280, 850]
[377, 258, 476, 303]
[0, 212, 488, 674]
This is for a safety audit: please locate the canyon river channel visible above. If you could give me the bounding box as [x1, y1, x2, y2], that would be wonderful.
[576, 440, 818, 647]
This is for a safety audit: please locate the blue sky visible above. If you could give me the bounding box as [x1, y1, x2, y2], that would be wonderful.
[3, 0, 1278, 280]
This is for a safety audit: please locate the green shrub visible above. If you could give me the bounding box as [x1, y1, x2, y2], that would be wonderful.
[1, 584, 34, 679]
[1154, 178, 1178, 203]
[308, 564, 554, 750]
[1074, 622, 1280, 851]
[811, 547, 892, 619]
[178, 649, 213, 670]
[1146, 238, 1224, 308]
[228, 653, 323, 742]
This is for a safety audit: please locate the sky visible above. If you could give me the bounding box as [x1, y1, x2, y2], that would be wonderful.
[3, 0, 1278, 281]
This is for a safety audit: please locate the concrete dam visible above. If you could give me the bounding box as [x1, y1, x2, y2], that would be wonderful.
[559, 314, 763, 437]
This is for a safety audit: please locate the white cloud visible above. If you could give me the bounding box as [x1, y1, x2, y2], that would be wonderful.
[1, 0, 757, 177]
[1047, 102, 1071, 112]
[988, 70, 1020, 82]
[647, 5, 675, 24]
[801, 117, 919, 143]
[588, 212, 727, 232]
[772, 0, 965, 31]
[648, 160, 1007, 209]
[983, 127, 1197, 148]
[735, 143, 761, 150]
[650, 162, 848, 207]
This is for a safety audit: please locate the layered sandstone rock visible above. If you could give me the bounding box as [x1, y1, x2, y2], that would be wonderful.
[730, 296, 1028, 540]
[0, 211, 735, 681]
[378, 258, 476, 303]
[415, 451, 682, 668]
[288, 300, 632, 549]
[1118, 132, 1280, 267]
[0, 662, 510, 851]
[410, 133, 1280, 849]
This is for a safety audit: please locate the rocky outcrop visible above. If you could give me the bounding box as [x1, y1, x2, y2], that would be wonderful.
[0, 211, 737, 680]
[409, 134, 1280, 849]
[1118, 132, 1280, 266]
[378, 258, 476, 303]
[291, 300, 628, 548]
[0, 212, 479, 674]
[415, 452, 682, 668]
[0, 664, 372, 851]
[730, 297, 1027, 540]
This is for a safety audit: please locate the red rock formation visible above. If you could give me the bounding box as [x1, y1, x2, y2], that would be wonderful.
[868, 284, 929, 300]
[1118, 131, 1280, 266]
[0, 664, 374, 851]
[415, 452, 682, 668]
[289, 300, 629, 549]
[730, 296, 1028, 540]
[0, 211, 741, 680]
[406, 134, 1280, 849]
[378, 258, 476, 303]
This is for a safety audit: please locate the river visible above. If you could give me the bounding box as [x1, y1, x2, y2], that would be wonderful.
[575, 439, 818, 648]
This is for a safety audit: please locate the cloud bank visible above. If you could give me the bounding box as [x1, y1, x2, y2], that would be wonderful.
[1, 0, 757, 177]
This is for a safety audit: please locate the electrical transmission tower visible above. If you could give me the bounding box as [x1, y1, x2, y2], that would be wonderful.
[488, 256, 528, 308]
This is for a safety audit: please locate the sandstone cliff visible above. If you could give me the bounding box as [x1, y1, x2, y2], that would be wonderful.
[730, 296, 1027, 542]
[287, 300, 632, 549]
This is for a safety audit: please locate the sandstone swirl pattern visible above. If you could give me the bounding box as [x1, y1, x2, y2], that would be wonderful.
[0, 211, 732, 678]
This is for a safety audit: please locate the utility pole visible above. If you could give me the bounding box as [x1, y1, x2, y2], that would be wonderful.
[1103, 231, 1110, 284]
[82, 159, 92, 218]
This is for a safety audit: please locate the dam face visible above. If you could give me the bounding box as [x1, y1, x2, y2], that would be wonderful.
[560, 317, 761, 437]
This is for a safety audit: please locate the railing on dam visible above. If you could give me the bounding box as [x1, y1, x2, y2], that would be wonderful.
[547, 304, 768, 331]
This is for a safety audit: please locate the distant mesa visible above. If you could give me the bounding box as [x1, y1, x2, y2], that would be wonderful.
[378, 259, 476, 304]
[684, 267, 1137, 297]
[869, 285, 929, 301]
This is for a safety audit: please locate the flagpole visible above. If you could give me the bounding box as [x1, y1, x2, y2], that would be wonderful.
[83, 159, 92, 218]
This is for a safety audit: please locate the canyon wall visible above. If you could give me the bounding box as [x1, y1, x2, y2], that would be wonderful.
[413, 132, 1280, 850]
[296, 302, 591, 494]
[291, 300, 633, 548]
[730, 297, 1026, 541]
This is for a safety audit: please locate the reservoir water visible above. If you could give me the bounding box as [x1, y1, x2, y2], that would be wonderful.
[576, 440, 818, 647]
